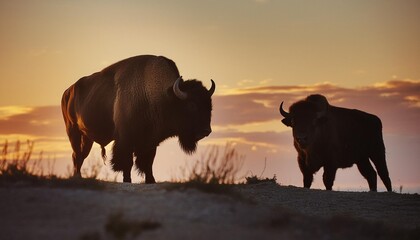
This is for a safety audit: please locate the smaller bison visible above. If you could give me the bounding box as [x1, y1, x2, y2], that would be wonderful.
[279, 94, 392, 191]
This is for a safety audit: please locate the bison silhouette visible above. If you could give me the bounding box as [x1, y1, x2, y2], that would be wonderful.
[280, 94, 392, 191]
[62, 55, 215, 183]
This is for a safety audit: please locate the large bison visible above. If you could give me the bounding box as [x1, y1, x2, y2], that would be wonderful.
[62, 55, 215, 183]
[279, 94, 392, 191]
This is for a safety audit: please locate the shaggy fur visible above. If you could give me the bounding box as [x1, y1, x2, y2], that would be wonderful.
[62, 55, 215, 183]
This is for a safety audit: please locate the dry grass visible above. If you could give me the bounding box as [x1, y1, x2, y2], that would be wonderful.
[186, 143, 244, 185]
[0, 140, 48, 182]
[245, 158, 278, 185]
[168, 143, 244, 195]
[246, 175, 277, 184]
[0, 140, 105, 189]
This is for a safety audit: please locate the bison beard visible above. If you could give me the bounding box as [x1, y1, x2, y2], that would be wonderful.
[178, 134, 198, 154]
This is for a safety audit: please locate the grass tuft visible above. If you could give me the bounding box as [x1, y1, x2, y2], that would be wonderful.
[0, 140, 43, 183]
[185, 143, 243, 185]
[167, 143, 245, 198]
[246, 174, 277, 185]
[0, 140, 105, 189]
[245, 157, 278, 185]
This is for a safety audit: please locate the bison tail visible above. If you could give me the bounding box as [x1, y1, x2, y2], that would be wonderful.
[101, 145, 107, 164]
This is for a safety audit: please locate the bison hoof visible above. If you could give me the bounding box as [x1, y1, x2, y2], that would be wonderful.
[145, 177, 156, 184]
[72, 172, 82, 179]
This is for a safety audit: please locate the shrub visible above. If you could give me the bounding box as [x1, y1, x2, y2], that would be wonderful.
[0, 140, 43, 182]
[185, 143, 244, 185]
[168, 143, 245, 195]
[245, 158, 278, 185]
[0, 140, 105, 189]
[246, 174, 277, 185]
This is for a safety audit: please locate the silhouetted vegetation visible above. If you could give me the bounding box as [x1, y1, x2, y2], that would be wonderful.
[246, 174, 277, 184]
[0, 140, 47, 183]
[245, 158, 278, 185]
[186, 143, 243, 185]
[0, 140, 105, 189]
[168, 143, 244, 195]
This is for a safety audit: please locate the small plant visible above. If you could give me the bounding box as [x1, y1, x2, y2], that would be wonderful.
[168, 143, 244, 195]
[0, 140, 42, 182]
[0, 139, 106, 189]
[105, 211, 161, 239]
[246, 174, 277, 185]
[245, 158, 278, 185]
[186, 143, 244, 185]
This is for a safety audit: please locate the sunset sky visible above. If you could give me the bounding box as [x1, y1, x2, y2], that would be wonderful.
[1, 1, 419, 192]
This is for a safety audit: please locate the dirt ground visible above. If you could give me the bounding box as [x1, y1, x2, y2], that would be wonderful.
[0, 181, 419, 240]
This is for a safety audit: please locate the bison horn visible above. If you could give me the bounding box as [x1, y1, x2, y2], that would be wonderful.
[173, 76, 188, 100]
[208, 79, 216, 96]
[279, 102, 290, 117]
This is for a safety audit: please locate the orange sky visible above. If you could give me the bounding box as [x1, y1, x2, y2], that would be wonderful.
[1, 1, 420, 192]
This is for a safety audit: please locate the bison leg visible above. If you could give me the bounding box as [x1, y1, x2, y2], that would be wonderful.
[123, 170, 131, 183]
[303, 174, 313, 189]
[298, 154, 314, 188]
[135, 147, 157, 184]
[67, 127, 93, 178]
[322, 167, 337, 191]
[111, 140, 133, 183]
[370, 152, 392, 192]
[357, 159, 377, 191]
[297, 156, 313, 188]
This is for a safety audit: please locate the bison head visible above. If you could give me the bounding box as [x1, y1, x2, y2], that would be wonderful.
[279, 94, 329, 149]
[173, 76, 215, 153]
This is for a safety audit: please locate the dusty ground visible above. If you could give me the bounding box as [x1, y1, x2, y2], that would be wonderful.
[0, 181, 419, 240]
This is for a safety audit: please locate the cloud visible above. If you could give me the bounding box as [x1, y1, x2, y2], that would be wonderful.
[0, 106, 64, 137]
[0, 106, 33, 120]
[212, 79, 420, 136]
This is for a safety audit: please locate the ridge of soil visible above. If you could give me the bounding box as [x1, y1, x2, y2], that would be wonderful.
[0, 182, 419, 240]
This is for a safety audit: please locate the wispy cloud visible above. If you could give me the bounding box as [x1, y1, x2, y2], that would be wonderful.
[0, 106, 64, 137]
[213, 79, 420, 136]
[0, 106, 33, 120]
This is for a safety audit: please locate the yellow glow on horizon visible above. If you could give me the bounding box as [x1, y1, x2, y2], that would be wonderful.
[373, 79, 420, 89]
[202, 136, 278, 150]
[405, 96, 420, 108]
[213, 120, 288, 134]
[217, 82, 337, 96]
[29, 120, 52, 126]
[0, 106, 32, 120]
[0, 134, 71, 158]
[0, 134, 37, 142]
[253, 99, 273, 108]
